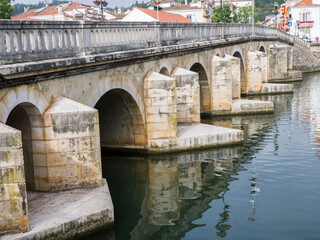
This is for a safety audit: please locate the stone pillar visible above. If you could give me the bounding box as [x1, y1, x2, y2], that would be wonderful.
[224, 55, 241, 99]
[43, 97, 102, 191]
[247, 50, 268, 94]
[144, 71, 177, 144]
[0, 123, 29, 234]
[268, 44, 288, 80]
[171, 67, 200, 123]
[210, 56, 233, 112]
[288, 47, 293, 70]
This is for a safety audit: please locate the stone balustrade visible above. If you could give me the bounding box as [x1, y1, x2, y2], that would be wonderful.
[0, 20, 292, 65]
[293, 36, 310, 50]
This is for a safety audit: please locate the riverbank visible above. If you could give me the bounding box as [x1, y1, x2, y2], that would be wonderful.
[0, 179, 114, 240]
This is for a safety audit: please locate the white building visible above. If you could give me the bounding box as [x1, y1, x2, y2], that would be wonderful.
[121, 7, 192, 23]
[289, 0, 320, 41]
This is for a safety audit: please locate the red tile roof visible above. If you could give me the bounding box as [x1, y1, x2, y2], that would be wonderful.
[13, 2, 91, 19]
[137, 7, 192, 22]
[294, 0, 318, 6]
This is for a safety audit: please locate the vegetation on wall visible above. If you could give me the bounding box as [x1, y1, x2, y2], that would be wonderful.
[211, 4, 258, 23]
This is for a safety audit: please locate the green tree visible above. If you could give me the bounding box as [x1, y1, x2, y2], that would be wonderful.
[238, 5, 259, 23]
[212, 4, 238, 23]
[0, 0, 14, 19]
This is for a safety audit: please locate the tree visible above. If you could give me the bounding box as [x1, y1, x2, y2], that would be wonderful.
[212, 4, 238, 23]
[0, 0, 14, 19]
[237, 5, 259, 23]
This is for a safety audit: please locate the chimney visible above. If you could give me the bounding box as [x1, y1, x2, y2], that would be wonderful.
[118, 8, 122, 14]
[185, 0, 188, 5]
[24, 7, 29, 12]
[58, 5, 63, 14]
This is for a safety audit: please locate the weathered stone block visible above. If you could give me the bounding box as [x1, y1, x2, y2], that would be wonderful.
[0, 122, 29, 235]
[172, 67, 200, 124]
[43, 97, 102, 191]
[144, 71, 177, 142]
[210, 56, 233, 112]
[223, 55, 241, 99]
[247, 50, 267, 94]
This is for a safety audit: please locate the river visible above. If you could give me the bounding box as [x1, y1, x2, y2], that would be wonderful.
[83, 72, 320, 240]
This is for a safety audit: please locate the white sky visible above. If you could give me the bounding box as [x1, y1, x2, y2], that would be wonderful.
[12, 0, 146, 8]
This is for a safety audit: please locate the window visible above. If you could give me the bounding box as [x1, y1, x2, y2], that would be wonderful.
[300, 11, 311, 21]
[186, 14, 192, 20]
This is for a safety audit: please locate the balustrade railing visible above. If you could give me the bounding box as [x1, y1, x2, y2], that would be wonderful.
[293, 36, 310, 50]
[0, 21, 292, 65]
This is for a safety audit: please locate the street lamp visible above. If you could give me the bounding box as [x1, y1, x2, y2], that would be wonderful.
[220, 0, 223, 22]
[93, 0, 108, 21]
[274, 2, 279, 28]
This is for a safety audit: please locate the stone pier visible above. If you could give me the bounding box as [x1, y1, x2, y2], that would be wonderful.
[0, 123, 28, 235]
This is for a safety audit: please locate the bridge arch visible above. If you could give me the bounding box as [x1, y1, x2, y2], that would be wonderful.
[0, 85, 49, 124]
[6, 102, 46, 191]
[160, 67, 170, 76]
[94, 89, 146, 146]
[232, 50, 247, 94]
[190, 63, 210, 111]
[259, 45, 266, 53]
[86, 76, 146, 146]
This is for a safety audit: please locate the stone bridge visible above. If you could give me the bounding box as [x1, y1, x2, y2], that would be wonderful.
[0, 21, 300, 236]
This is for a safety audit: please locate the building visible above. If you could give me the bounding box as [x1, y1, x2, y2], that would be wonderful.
[147, 0, 213, 23]
[12, 2, 124, 21]
[289, 0, 320, 41]
[121, 7, 192, 23]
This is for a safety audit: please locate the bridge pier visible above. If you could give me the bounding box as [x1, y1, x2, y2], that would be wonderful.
[247, 50, 268, 94]
[171, 67, 200, 124]
[268, 44, 302, 83]
[43, 97, 102, 191]
[0, 123, 29, 234]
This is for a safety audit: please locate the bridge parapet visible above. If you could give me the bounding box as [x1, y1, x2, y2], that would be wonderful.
[0, 21, 291, 65]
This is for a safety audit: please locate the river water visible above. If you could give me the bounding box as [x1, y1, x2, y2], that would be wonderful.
[84, 72, 320, 240]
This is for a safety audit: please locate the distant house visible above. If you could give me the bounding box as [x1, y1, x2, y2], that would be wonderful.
[11, 2, 125, 21]
[148, 0, 213, 23]
[121, 7, 192, 23]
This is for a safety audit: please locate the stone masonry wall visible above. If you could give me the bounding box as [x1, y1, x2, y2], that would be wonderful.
[144, 71, 177, 143]
[223, 55, 241, 99]
[247, 51, 268, 94]
[210, 56, 233, 112]
[171, 67, 200, 123]
[0, 123, 29, 234]
[268, 45, 288, 80]
[43, 97, 102, 191]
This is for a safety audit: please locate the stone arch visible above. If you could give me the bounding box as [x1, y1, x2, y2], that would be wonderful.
[190, 63, 210, 111]
[6, 102, 47, 191]
[0, 85, 49, 124]
[85, 75, 145, 123]
[160, 67, 170, 76]
[232, 50, 247, 94]
[158, 62, 172, 75]
[259, 45, 266, 53]
[94, 89, 146, 146]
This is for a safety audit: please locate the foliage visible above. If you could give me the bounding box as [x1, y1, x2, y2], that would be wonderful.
[211, 4, 258, 23]
[212, 4, 238, 23]
[237, 5, 258, 23]
[0, 0, 14, 19]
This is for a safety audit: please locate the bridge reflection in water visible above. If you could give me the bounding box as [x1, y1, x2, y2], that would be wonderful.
[88, 93, 293, 240]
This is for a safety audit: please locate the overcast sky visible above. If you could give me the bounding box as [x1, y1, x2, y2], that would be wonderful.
[12, 0, 146, 8]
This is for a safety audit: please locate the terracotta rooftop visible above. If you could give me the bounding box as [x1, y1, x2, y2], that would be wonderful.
[162, 5, 202, 11]
[137, 7, 192, 22]
[13, 2, 90, 19]
[294, 0, 318, 6]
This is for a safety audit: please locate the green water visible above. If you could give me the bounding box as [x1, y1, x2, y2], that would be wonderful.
[85, 72, 320, 240]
